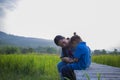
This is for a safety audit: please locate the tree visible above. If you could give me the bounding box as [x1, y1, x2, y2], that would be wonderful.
[46, 47, 57, 53]
[21, 48, 35, 53]
[0, 46, 20, 54]
[101, 49, 107, 54]
[93, 50, 101, 55]
[113, 48, 118, 54]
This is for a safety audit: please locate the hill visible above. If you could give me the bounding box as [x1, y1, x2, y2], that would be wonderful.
[0, 31, 56, 48]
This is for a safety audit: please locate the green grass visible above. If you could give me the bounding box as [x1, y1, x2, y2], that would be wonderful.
[0, 53, 120, 80]
[0, 53, 60, 80]
[92, 54, 120, 68]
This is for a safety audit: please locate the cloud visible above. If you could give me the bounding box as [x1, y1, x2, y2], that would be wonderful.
[0, 0, 18, 29]
[0, 0, 17, 16]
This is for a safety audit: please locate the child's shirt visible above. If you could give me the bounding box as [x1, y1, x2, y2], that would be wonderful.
[72, 42, 91, 70]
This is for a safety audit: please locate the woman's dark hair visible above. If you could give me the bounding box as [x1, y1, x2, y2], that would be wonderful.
[70, 32, 82, 43]
[54, 35, 65, 46]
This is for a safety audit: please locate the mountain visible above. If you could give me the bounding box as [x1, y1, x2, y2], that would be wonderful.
[0, 31, 56, 48]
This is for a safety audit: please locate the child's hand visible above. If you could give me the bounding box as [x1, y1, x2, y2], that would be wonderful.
[73, 58, 79, 62]
[68, 58, 75, 63]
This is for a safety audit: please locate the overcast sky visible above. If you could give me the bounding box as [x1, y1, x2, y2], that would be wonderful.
[0, 0, 120, 50]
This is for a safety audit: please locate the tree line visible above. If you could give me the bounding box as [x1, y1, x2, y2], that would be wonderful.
[1, 46, 119, 55]
[0, 46, 59, 54]
[92, 49, 120, 55]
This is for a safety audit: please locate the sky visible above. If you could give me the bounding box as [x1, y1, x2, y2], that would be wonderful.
[0, 0, 120, 50]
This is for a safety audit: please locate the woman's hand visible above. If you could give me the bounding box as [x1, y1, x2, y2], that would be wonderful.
[61, 57, 74, 63]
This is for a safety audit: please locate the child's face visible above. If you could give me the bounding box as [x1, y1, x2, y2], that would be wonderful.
[71, 41, 77, 48]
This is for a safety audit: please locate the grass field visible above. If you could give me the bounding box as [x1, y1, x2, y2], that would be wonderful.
[0, 53, 60, 80]
[0, 53, 120, 80]
[92, 54, 120, 68]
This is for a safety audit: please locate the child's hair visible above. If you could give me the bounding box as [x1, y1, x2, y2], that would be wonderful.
[70, 32, 82, 43]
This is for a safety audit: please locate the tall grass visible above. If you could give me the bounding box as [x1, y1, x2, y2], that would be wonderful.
[0, 53, 120, 80]
[92, 54, 120, 68]
[0, 53, 60, 80]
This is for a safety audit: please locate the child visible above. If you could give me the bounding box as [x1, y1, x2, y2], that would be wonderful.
[61, 33, 91, 80]
[70, 33, 91, 70]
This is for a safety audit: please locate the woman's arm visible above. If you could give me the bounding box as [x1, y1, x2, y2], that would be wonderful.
[61, 57, 79, 63]
[61, 57, 74, 63]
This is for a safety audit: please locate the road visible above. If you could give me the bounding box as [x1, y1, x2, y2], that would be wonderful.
[74, 63, 120, 80]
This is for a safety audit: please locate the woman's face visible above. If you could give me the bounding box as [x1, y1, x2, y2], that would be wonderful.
[58, 39, 69, 47]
